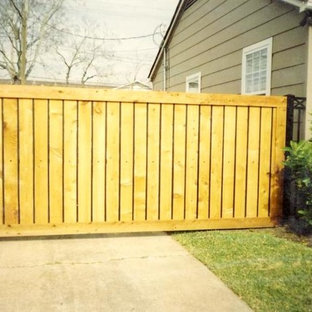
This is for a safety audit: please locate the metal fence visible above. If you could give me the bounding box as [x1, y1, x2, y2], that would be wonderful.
[284, 94, 306, 217]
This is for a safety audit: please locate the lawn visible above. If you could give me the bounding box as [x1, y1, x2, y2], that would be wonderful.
[172, 228, 312, 312]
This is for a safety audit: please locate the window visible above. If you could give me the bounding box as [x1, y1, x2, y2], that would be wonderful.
[241, 38, 272, 95]
[186, 72, 201, 93]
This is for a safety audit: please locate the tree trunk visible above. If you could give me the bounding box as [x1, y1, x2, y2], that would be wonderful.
[20, 0, 29, 84]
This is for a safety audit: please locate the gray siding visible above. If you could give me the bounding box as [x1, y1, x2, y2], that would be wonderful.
[152, 59, 164, 91]
[152, 0, 308, 97]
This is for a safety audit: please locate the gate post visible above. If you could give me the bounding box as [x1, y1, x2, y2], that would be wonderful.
[283, 95, 294, 217]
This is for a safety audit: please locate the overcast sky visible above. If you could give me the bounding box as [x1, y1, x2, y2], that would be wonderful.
[35, 0, 179, 86]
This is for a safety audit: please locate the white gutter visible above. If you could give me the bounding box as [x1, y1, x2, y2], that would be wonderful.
[163, 48, 167, 91]
[305, 25, 312, 139]
[279, 0, 312, 12]
[149, 0, 185, 80]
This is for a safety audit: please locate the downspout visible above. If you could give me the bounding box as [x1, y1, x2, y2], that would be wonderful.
[163, 47, 167, 91]
[305, 25, 312, 139]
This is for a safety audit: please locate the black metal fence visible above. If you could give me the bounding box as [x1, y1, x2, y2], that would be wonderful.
[285, 94, 306, 145]
[284, 95, 306, 216]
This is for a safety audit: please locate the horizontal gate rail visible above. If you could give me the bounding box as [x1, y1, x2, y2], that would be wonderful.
[0, 85, 286, 237]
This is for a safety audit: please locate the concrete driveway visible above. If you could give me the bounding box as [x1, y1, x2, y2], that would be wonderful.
[0, 232, 252, 312]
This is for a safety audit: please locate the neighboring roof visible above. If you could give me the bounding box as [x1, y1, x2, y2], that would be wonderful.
[0, 78, 119, 89]
[115, 80, 152, 90]
[148, 0, 312, 80]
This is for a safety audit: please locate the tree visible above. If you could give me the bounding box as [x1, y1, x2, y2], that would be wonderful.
[0, 0, 64, 84]
[56, 36, 104, 85]
[56, 23, 114, 85]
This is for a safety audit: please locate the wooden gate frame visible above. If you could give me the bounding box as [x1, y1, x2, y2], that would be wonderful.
[0, 85, 286, 237]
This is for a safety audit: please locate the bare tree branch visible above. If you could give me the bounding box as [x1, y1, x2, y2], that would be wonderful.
[0, 0, 64, 83]
[9, 0, 23, 19]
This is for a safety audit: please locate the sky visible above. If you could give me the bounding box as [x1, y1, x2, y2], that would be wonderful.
[33, 0, 179, 86]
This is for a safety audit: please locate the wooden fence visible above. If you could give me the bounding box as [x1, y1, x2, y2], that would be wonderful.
[0, 85, 286, 236]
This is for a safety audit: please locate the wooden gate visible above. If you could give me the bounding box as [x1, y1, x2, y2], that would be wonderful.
[0, 85, 286, 236]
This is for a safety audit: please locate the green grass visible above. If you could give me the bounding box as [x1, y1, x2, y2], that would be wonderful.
[172, 228, 312, 312]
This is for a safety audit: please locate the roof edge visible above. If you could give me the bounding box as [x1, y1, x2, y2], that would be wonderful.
[148, 0, 186, 80]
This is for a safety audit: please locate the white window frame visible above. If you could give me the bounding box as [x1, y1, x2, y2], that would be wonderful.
[186, 72, 201, 93]
[241, 38, 272, 96]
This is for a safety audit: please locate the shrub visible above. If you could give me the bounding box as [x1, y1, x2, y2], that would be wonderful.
[284, 140, 312, 227]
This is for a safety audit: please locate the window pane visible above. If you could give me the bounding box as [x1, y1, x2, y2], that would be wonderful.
[260, 70, 267, 91]
[253, 51, 260, 72]
[245, 74, 252, 93]
[253, 72, 260, 93]
[260, 49, 267, 71]
[246, 55, 253, 74]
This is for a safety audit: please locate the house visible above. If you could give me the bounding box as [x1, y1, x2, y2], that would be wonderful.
[148, 0, 312, 139]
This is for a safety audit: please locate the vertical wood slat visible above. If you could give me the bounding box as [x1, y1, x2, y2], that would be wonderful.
[64, 101, 77, 223]
[34, 100, 49, 224]
[159, 104, 173, 220]
[120, 102, 133, 222]
[49, 100, 63, 224]
[173, 105, 186, 220]
[19, 99, 34, 224]
[147, 104, 160, 220]
[210, 106, 223, 219]
[270, 104, 287, 217]
[185, 105, 199, 220]
[258, 108, 273, 217]
[134, 103, 147, 221]
[78, 101, 92, 223]
[246, 107, 261, 218]
[0, 100, 2, 224]
[106, 101, 120, 222]
[222, 107, 236, 218]
[234, 107, 248, 218]
[92, 101, 106, 222]
[198, 106, 211, 219]
[3, 99, 18, 225]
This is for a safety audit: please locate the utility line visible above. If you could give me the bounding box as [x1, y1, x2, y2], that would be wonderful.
[42, 19, 161, 41]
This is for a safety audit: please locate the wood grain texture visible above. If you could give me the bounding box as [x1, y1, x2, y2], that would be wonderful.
[172, 105, 186, 220]
[120, 102, 133, 222]
[92, 101, 106, 222]
[19, 99, 34, 224]
[258, 108, 272, 217]
[0, 100, 3, 224]
[185, 105, 199, 220]
[0, 85, 286, 107]
[64, 101, 77, 223]
[222, 106, 236, 218]
[210, 106, 223, 219]
[0, 217, 278, 237]
[147, 104, 160, 220]
[270, 105, 286, 217]
[0, 88, 286, 236]
[34, 100, 49, 224]
[78, 101, 92, 223]
[134, 103, 147, 221]
[49, 100, 63, 224]
[234, 107, 248, 218]
[198, 106, 211, 219]
[246, 108, 260, 218]
[159, 104, 173, 220]
[106, 102, 120, 222]
[3, 99, 18, 225]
